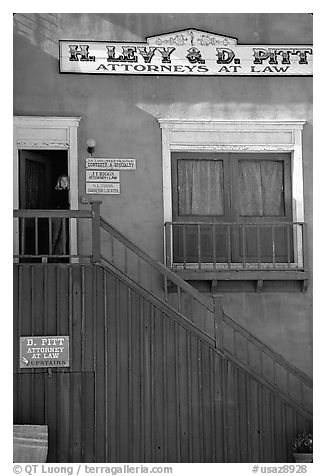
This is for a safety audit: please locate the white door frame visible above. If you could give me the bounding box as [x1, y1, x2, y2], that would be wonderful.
[13, 116, 81, 259]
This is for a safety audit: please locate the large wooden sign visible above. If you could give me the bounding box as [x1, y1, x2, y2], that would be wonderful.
[60, 29, 312, 76]
[20, 336, 69, 368]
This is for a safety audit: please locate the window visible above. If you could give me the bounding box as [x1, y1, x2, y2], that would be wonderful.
[171, 151, 293, 267]
[159, 119, 306, 277]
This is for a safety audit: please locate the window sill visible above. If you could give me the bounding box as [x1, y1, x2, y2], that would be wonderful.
[169, 266, 309, 292]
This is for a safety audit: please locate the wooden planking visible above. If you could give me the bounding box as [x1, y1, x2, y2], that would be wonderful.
[13, 372, 95, 463]
[14, 263, 312, 463]
[105, 270, 118, 462]
[14, 264, 95, 373]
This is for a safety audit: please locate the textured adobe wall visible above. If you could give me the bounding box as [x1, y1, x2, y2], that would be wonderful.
[13, 13, 313, 375]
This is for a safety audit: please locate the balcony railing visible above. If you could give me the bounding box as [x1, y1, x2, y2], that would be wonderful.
[13, 205, 312, 417]
[164, 221, 309, 279]
[13, 207, 96, 262]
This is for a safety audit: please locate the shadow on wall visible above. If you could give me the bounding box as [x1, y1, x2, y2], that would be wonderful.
[13, 12, 313, 60]
[14, 12, 313, 122]
[13, 13, 143, 60]
[101, 12, 313, 44]
[14, 13, 60, 58]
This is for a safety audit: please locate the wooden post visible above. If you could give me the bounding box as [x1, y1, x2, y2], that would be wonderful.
[212, 294, 224, 351]
[90, 201, 102, 263]
[165, 222, 172, 268]
[302, 222, 309, 272]
[302, 222, 309, 292]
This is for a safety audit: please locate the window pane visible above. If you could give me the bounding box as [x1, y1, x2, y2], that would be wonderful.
[238, 160, 285, 216]
[177, 159, 224, 216]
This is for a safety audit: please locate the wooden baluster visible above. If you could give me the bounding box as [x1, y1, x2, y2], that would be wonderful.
[182, 224, 186, 269]
[198, 224, 202, 269]
[212, 223, 216, 270]
[150, 265, 153, 293]
[286, 370, 290, 396]
[242, 224, 246, 268]
[137, 256, 141, 283]
[303, 223, 309, 272]
[165, 222, 172, 269]
[259, 349, 263, 378]
[124, 246, 128, 273]
[233, 328, 237, 355]
[299, 381, 304, 405]
[227, 224, 231, 269]
[203, 307, 208, 332]
[213, 294, 224, 351]
[257, 225, 261, 269]
[272, 225, 276, 268]
[163, 276, 168, 302]
[90, 201, 102, 263]
[48, 217, 52, 255]
[286, 224, 291, 268]
[62, 217, 67, 255]
[273, 361, 276, 387]
[21, 218, 25, 255]
[35, 217, 38, 255]
[111, 234, 114, 264]
[177, 286, 181, 313]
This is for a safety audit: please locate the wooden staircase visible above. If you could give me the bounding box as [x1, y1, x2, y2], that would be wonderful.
[99, 215, 312, 418]
[13, 204, 312, 462]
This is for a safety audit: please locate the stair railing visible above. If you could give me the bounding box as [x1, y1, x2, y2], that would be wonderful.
[93, 204, 312, 418]
[13, 202, 312, 418]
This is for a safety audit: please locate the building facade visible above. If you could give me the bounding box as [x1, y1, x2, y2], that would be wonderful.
[13, 13, 313, 463]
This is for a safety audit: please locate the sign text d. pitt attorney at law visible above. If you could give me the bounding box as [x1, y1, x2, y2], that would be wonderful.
[59, 29, 312, 76]
[20, 336, 69, 368]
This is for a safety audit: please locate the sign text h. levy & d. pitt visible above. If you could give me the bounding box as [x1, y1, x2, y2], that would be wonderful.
[60, 42, 313, 75]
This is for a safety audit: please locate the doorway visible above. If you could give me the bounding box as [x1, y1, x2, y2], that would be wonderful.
[19, 149, 69, 259]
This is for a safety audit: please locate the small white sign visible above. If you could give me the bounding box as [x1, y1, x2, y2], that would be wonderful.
[86, 182, 120, 194]
[86, 170, 119, 182]
[20, 336, 70, 368]
[86, 158, 136, 170]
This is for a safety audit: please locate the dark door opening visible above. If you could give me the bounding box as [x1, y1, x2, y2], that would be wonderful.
[19, 149, 69, 261]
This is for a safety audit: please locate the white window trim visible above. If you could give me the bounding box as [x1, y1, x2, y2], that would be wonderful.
[13, 116, 81, 261]
[158, 119, 305, 268]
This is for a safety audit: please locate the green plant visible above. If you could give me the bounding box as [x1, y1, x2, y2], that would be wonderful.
[292, 433, 313, 453]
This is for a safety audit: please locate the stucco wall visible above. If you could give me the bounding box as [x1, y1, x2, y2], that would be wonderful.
[13, 13, 313, 375]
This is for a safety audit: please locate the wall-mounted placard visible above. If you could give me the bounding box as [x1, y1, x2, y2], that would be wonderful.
[60, 29, 313, 76]
[86, 158, 136, 170]
[20, 336, 69, 368]
[86, 170, 119, 182]
[86, 182, 120, 194]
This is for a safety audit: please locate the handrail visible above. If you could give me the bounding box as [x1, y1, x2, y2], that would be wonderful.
[99, 214, 312, 416]
[13, 209, 92, 218]
[221, 311, 312, 388]
[13, 206, 312, 416]
[100, 217, 214, 312]
[167, 221, 305, 225]
[99, 258, 215, 347]
[98, 261, 311, 419]
[102, 213, 312, 389]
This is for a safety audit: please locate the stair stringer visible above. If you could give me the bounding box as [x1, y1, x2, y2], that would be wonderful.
[93, 263, 312, 463]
